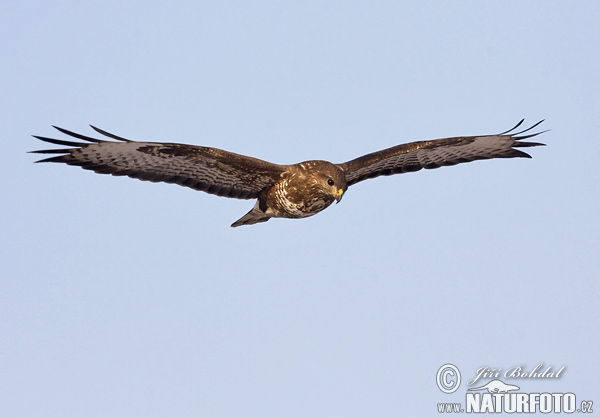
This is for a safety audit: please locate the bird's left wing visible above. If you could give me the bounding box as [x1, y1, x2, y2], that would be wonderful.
[338, 120, 546, 187]
[31, 126, 287, 199]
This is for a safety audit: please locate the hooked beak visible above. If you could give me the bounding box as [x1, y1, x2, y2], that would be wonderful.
[334, 188, 344, 204]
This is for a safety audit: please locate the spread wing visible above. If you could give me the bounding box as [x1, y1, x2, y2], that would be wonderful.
[338, 120, 546, 186]
[31, 126, 287, 199]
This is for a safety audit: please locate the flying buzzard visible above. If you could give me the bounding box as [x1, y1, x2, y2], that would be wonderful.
[31, 120, 546, 227]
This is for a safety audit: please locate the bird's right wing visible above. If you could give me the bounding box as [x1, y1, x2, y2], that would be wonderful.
[31, 126, 287, 199]
[338, 120, 546, 187]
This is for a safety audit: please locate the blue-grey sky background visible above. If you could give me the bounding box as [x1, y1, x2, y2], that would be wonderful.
[2, 1, 599, 416]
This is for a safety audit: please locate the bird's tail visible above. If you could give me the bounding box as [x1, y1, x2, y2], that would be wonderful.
[231, 201, 271, 227]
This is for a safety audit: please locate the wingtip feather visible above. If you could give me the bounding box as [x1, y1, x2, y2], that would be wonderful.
[89, 125, 132, 142]
[51, 125, 104, 143]
[33, 155, 69, 163]
[32, 135, 85, 147]
[498, 119, 525, 135]
[513, 119, 545, 136]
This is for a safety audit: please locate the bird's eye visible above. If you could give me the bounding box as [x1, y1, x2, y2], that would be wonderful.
[327, 178, 335, 186]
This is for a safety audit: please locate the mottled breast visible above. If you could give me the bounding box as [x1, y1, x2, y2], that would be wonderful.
[265, 161, 347, 219]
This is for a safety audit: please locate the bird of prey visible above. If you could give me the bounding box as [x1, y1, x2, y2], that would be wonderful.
[31, 120, 546, 227]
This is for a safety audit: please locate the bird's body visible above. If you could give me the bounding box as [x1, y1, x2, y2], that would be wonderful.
[232, 161, 347, 227]
[31, 120, 545, 227]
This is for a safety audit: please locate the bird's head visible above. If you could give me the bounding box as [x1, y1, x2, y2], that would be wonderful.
[307, 161, 347, 204]
[327, 175, 346, 203]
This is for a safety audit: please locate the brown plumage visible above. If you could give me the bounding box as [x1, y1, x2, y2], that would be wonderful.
[31, 120, 546, 227]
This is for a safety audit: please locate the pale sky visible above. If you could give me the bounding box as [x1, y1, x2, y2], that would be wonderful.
[2, 1, 599, 416]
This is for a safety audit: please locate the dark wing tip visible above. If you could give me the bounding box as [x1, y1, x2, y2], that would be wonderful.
[32, 135, 85, 148]
[29, 148, 74, 155]
[32, 155, 71, 163]
[31, 127, 97, 162]
[90, 125, 132, 142]
[512, 119, 545, 136]
[498, 119, 525, 135]
[499, 119, 546, 137]
[513, 140, 546, 148]
[499, 118, 546, 135]
[51, 125, 104, 143]
[514, 150, 533, 158]
[505, 120, 548, 148]
[31, 125, 136, 161]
